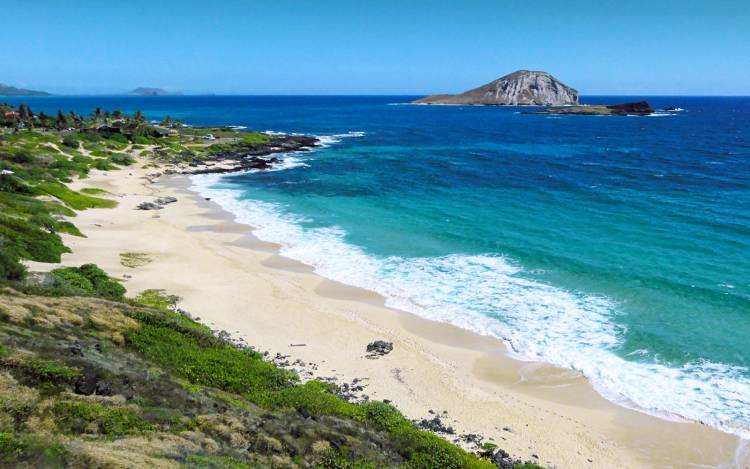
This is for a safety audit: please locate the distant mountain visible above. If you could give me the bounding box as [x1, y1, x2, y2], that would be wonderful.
[412, 70, 578, 106]
[0, 84, 51, 97]
[125, 87, 182, 96]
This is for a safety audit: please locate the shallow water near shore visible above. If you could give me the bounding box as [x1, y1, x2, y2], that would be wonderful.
[14, 95, 750, 441]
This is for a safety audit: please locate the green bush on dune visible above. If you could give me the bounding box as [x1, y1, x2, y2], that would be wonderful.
[0, 244, 27, 281]
[49, 264, 125, 299]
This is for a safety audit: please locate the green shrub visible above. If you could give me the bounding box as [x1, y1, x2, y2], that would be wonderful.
[49, 264, 125, 299]
[134, 135, 152, 145]
[93, 159, 115, 170]
[107, 133, 129, 145]
[108, 153, 135, 166]
[0, 433, 66, 466]
[94, 279, 126, 300]
[61, 134, 79, 148]
[0, 215, 70, 263]
[50, 268, 94, 293]
[16, 358, 81, 386]
[78, 132, 102, 143]
[127, 318, 293, 395]
[52, 401, 153, 436]
[0, 432, 24, 459]
[0, 247, 27, 281]
[132, 289, 178, 309]
[0, 174, 33, 195]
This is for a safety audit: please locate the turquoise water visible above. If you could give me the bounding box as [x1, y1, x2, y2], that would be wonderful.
[9, 95, 750, 436]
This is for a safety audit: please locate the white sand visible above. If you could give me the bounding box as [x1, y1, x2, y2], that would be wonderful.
[27, 160, 747, 468]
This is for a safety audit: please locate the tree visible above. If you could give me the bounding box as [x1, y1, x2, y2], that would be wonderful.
[112, 109, 123, 119]
[134, 110, 145, 123]
[56, 110, 67, 129]
[93, 107, 102, 121]
[161, 115, 172, 126]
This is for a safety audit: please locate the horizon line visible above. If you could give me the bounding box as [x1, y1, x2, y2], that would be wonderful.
[3, 93, 750, 98]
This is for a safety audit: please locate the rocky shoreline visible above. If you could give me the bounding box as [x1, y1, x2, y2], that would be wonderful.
[177, 134, 320, 175]
[190, 306, 541, 469]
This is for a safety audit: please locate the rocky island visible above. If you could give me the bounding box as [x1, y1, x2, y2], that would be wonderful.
[125, 87, 182, 96]
[524, 101, 655, 116]
[412, 70, 578, 106]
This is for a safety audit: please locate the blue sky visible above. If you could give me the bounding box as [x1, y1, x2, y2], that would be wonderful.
[2, 0, 748, 95]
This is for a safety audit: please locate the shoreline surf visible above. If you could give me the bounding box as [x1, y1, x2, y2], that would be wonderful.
[26, 153, 746, 467]
[188, 142, 750, 443]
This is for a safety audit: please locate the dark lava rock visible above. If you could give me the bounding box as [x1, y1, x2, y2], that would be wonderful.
[491, 449, 523, 469]
[136, 201, 162, 210]
[414, 415, 455, 435]
[186, 134, 319, 175]
[365, 340, 393, 359]
[95, 381, 113, 396]
[606, 101, 654, 115]
[68, 344, 84, 357]
[297, 407, 310, 419]
[155, 196, 177, 205]
[74, 365, 99, 395]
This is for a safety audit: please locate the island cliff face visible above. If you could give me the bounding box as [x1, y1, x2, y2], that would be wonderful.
[413, 70, 578, 106]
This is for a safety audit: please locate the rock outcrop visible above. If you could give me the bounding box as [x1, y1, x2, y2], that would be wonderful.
[525, 101, 655, 116]
[412, 70, 578, 106]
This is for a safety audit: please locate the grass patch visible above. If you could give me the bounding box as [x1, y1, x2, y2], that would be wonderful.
[132, 289, 180, 310]
[0, 433, 67, 467]
[14, 358, 80, 386]
[119, 252, 152, 268]
[126, 314, 294, 396]
[183, 455, 252, 469]
[52, 401, 153, 436]
[34, 182, 116, 210]
[79, 187, 109, 195]
[239, 132, 271, 145]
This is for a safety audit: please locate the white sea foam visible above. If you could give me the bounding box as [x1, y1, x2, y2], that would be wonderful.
[189, 171, 750, 440]
[315, 131, 366, 147]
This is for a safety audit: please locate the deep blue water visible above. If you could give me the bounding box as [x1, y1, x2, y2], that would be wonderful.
[9, 95, 750, 436]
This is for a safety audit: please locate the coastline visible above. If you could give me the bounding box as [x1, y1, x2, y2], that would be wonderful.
[27, 158, 747, 468]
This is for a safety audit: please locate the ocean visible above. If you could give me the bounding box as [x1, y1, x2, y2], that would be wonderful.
[9, 95, 750, 438]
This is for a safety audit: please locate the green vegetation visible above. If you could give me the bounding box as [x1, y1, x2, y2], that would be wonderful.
[0, 105, 543, 467]
[79, 187, 109, 195]
[35, 182, 116, 210]
[0, 282, 540, 468]
[52, 401, 153, 436]
[119, 252, 153, 268]
[49, 264, 126, 300]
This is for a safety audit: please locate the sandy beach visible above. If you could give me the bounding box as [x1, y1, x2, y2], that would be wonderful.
[27, 158, 747, 469]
